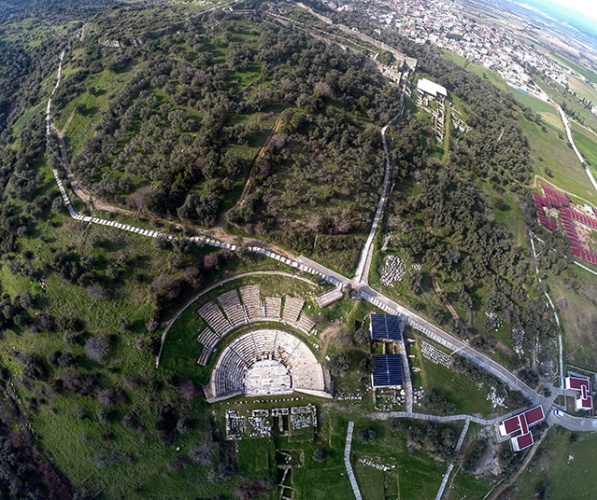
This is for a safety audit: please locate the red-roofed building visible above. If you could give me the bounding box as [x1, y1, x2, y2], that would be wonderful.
[498, 406, 545, 451]
[499, 415, 521, 436]
[523, 405, 545, 425]
[512, 432, 534, 451]
[565, 376, 593, 411]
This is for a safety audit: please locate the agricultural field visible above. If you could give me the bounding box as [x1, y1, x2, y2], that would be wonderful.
[552, 53, 597, 85]
[508, 89, 563, 130]
[568, 75, 597, 104]
[537, 75, 597, 133]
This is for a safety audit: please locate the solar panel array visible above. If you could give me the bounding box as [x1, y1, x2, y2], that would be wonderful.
[569, 208, 597, 230]
[543, 185, 570, 207]
[533, 186, 597, 266]
[370, 314, 403, 341]
[372, 354, 403, 387]
[560, 208, 597, 265]
[532, 193, 556, 231]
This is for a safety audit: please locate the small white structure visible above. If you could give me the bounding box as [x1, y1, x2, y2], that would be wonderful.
[416, 78, 447, 102]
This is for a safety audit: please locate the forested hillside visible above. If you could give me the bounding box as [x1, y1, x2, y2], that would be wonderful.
[47, 9, 402, 271]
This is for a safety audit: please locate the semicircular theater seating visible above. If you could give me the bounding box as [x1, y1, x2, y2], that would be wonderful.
[195, 285, 318, 366]
[206, 329, 330, 402]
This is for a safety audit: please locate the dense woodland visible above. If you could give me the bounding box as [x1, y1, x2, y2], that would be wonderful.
[58, 11, 401, 267]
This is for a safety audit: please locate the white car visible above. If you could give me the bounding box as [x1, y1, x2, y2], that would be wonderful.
[554, 409, 563, 417]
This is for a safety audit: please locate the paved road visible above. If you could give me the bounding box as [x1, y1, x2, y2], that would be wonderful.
[387, 410, 520, 426]
[353, 101, 403, 284]
[548, 411, 597, 431]
[357, 284, 542, 404]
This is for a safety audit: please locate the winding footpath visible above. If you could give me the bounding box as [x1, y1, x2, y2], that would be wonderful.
[44, 51, 597, 434]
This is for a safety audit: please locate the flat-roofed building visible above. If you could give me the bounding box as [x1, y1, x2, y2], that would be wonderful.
[371, 354, 403, 388]
[498, 405, 545, 452]
[416, 78, 447, 102]
[369, 313, 403, 342]
[565, 375, 593, 411]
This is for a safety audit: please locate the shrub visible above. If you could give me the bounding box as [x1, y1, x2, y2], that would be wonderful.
[84, 336, 110, 362]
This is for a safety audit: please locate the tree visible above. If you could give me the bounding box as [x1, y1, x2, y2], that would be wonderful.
[329, 353, 351, 375]
[357, 426, 376, 443]
[353, 328, 370, 346]
[312, 448, 329, 462]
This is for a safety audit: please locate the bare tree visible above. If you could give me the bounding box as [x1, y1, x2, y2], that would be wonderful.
[85, 336, 110, 362]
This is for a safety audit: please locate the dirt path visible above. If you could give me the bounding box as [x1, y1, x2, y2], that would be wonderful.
[486, 430, 547, 500]
[236, 115, 283, 208]
[56, 135, 133, 216]
[431, 276, 466, 330]
[54, 118, 299, 254]
[317, 322, 342, 363]
[531, 174, 596, 206]
[53, 110, 76, 138]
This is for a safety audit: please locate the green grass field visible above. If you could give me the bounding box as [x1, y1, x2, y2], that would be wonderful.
[519, 115, 597, 205]
[568, 76, 597, 104]
[571, 122, 597, 181]
[509, 427, 597, 498]
[446, 466, 493, 499]
[349, 416, 454, 499]
[538, 76, 597, 133]
[441, 50, 507, 91]
[409, 333, 516, 417]
[545, 268, 597, 369]
[508, 89, 563, 130]
[552, 54, 597, 85]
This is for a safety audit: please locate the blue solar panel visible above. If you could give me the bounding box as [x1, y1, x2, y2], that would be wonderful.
[370, 314, 402, 341]
[372, 354, 403, 387]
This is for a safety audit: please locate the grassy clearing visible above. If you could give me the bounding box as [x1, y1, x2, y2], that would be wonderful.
[354, 462, 386, 500]
[408, 332, 511, 417]
[56, 66, 139, 156]
[441, 50, 507, 90]
[290, 406, 354, 499]
[570, 122, 597, 180]
[545, 268, 597, 369]
[349, 415, 453, 499]
[508, 89, 562, 130]
[236, 439, 275, 476]
[568, 76, 597, 104]
[519, 116, 597, 205]
[446, 466, 492, 499]
[508, 426, 597, 499]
